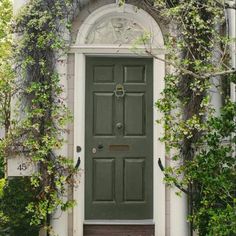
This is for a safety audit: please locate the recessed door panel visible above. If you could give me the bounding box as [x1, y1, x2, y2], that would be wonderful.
[124, 93, 145, 136]
[93, 93, 114, 136]
[124, 65, 145, 83]
[85, 57, 153, 220]
[93, 65, 114, 83]
[124, 158, 145, 202]
[93, 158, 115, 202]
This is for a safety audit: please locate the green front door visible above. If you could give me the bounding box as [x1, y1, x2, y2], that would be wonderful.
[85, 57, 153, 220]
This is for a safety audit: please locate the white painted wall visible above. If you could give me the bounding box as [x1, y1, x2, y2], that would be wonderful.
[13, 0, 27, 15]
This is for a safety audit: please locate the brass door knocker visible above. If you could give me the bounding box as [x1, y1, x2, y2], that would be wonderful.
[114, 84, 125, 98]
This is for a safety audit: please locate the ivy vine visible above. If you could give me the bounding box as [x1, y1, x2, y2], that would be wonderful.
[148, 1, 236, 235]
[0, 0, 14, 179]
[3, 0, 79, 233]
[0, 0, 235, 235]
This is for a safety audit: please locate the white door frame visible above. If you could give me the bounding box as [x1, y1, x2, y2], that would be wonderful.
[72, 4, 166, 236]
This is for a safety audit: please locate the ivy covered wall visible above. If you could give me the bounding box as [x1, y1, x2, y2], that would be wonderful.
[0, 1, 235, 236]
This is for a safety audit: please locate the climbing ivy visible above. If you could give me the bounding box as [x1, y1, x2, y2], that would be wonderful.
[148, 1, 236, 235]
[1, 0, 79, 234]
[0, 0, 235, 235]
[0, 0, 14, 178]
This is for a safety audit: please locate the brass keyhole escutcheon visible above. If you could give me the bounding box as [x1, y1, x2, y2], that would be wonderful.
[114, 84, 125, 98]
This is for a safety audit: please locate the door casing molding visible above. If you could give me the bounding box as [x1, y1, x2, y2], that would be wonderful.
[72, 4, 165, 236]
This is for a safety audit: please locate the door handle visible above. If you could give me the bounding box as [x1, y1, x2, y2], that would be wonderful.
[116, 122, 123, 129]
[92, 144, 103, 154]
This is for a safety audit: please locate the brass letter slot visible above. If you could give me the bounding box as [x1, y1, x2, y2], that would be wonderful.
[109, 145, 130, 151]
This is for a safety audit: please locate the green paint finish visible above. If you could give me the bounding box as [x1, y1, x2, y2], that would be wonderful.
[124, 65, 146, 83]
[124, 158, 145, 201]
[93, 65, 115, 83]
[93, 93, 114, 135]
[124, 93, 145, 136]
[93, 158, 115, 201]
[85, 57, 153, 220]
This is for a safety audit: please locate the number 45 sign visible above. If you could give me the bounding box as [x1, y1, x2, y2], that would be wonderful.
[7, 156, 38, 177]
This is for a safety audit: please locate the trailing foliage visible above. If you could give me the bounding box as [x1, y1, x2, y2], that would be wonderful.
[0, 0, 14, 178]
[0, 2, 40, 234]
[0, 0, 235, 235]
[185, 102, 236, 235]
[148, 0, 236, 235]
[0, 0, 79, 233]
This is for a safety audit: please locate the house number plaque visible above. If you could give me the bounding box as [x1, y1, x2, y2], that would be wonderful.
[7, 156, 37, 177]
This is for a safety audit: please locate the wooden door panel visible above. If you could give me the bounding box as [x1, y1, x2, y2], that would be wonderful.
[85, 57, 153, 220]
[124, 93, 146, 136]
[124, 65, 146, 83]
[123, 158, 145, 202]
[93, 65, 115, 83]
[93, 158, 115, 202]
[93, 93, 114, 136]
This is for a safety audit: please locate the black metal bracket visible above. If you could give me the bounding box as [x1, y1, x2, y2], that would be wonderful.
[75, 157, 81, 169]
[158, 158, 189, 195]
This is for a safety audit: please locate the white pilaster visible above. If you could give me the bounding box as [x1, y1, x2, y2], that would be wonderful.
[170, 187, 188, 236]
[51, 204, 68, 236]
[153, 57, 166, 236]
[51, 56, 69, 236]
[228, 1, 236, 102]
[73, 53, 85, 236]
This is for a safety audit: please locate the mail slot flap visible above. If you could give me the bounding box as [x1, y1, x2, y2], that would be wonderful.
[109, 145, 130, 151]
